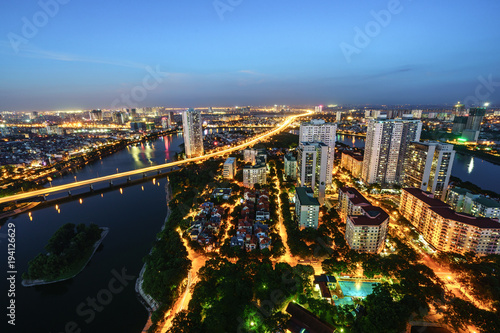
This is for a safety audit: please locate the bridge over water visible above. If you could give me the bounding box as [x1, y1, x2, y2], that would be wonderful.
[0, 111, 310, 205]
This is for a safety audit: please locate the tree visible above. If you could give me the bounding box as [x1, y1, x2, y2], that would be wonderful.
[322, 258, 354, 275]
[169, 310, 202, 333]
[358, 284, 412, 333]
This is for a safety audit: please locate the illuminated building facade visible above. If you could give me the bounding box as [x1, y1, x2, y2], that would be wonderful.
[403, 142, 455, 200]
[339, 186, 388, 253]
[182, 108, 204, 158]
[299, 119, 337, 186]
[400, 188, 500, 255]
[362, 117, 422, 184]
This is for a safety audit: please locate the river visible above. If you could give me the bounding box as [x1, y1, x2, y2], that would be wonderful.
[1, 130, 498, 333]
[0, 127, 259, 333]
[0, 134, 187, 333]
[336, 134, 500, 193]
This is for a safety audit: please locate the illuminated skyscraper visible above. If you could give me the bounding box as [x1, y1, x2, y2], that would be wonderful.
[298, 141, 328, 204]
[299, 119, 337, 186]
[90, 109, 103, 121]
[465, 107, 486, 131]
[362, 117, 422, 184]
[453, 102, 466, 116]
[403, 142, 455, 200]
[182, 108, 204, 158]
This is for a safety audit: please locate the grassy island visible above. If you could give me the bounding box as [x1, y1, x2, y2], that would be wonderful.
[22, 223, 108, 286]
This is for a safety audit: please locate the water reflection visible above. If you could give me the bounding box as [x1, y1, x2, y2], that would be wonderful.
[130, 144, 154, 165]
[468, 157, 474, 174]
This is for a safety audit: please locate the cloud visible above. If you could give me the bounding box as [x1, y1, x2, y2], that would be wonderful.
[364, 66, 413, 80]
[0, 41, 147, 69]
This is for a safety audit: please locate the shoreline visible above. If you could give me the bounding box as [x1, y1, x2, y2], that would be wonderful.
[137, 179, 173, 332]
[0, 129, 178, 208]
[455, 149, 500, 167]
[0, 202, 40, 221]
[22, 227, 109, 287]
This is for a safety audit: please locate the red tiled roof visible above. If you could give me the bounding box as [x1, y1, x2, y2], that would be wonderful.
[342, 150, 363, 161]
[340, 186, 371, 206]
[430, 207, 500, 229]
[403, 188, 449, 208]
[349, 206, 389, 226]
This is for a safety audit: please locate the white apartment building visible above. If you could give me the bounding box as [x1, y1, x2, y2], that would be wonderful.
[403, 142, 455, 200]
[243, 163, 267, 188]
[295, 187, 320, 229]
[362, 117, 422, 184]
[299, 119, 337, 186]
[243, 148, 266, 165]
[401, 188, 500, 255]
[182, 108, 204, 158]
[338, 186, 389, 253]
[298, 141, 328, 204]
[223, 157, 237, 179]
[284, 153, 297, 180]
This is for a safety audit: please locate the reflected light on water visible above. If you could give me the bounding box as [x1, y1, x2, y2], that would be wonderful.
[468, 157, 474, 174]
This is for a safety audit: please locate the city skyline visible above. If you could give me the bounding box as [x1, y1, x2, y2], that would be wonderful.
[1, 0, 499, 110]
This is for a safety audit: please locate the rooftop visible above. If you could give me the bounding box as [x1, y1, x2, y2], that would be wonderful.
[430, 207, 500, 229]
[342, 150, 363, 161]
[224, 157, 236, 164]
[448, 187, 471, 196]
[474, 196, 500, 208]
[403, 188, 450, 208]
[295, 187, 320, 206]
[340, 186, 371, 206]
[243, 163, 266, 169]
[302, 119, 332, 126]
[314, 275, 337, 283]
[349, 206, 389, 226]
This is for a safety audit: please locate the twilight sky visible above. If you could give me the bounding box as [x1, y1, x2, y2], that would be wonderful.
[1, 0, 499, 111]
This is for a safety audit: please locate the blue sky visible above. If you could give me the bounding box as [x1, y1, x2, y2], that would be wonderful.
[1, 0, 499, 110]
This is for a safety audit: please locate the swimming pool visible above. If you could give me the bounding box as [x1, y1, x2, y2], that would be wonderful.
[338, 280, 379, 297]
[334, 297, 354, 306]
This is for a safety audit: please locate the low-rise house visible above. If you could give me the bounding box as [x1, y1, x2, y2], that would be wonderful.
[230, 236, 244, 248]
[236, 228, 248, 238]
[259, 236, 271, 250]
[244, 191, 257, 202]
[255, 210, 270, 221]
[245, 235, 258, 251]
[314, 275, 337, 302]
[190, 229, 200, 241]
[212, 188, 232, 200]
